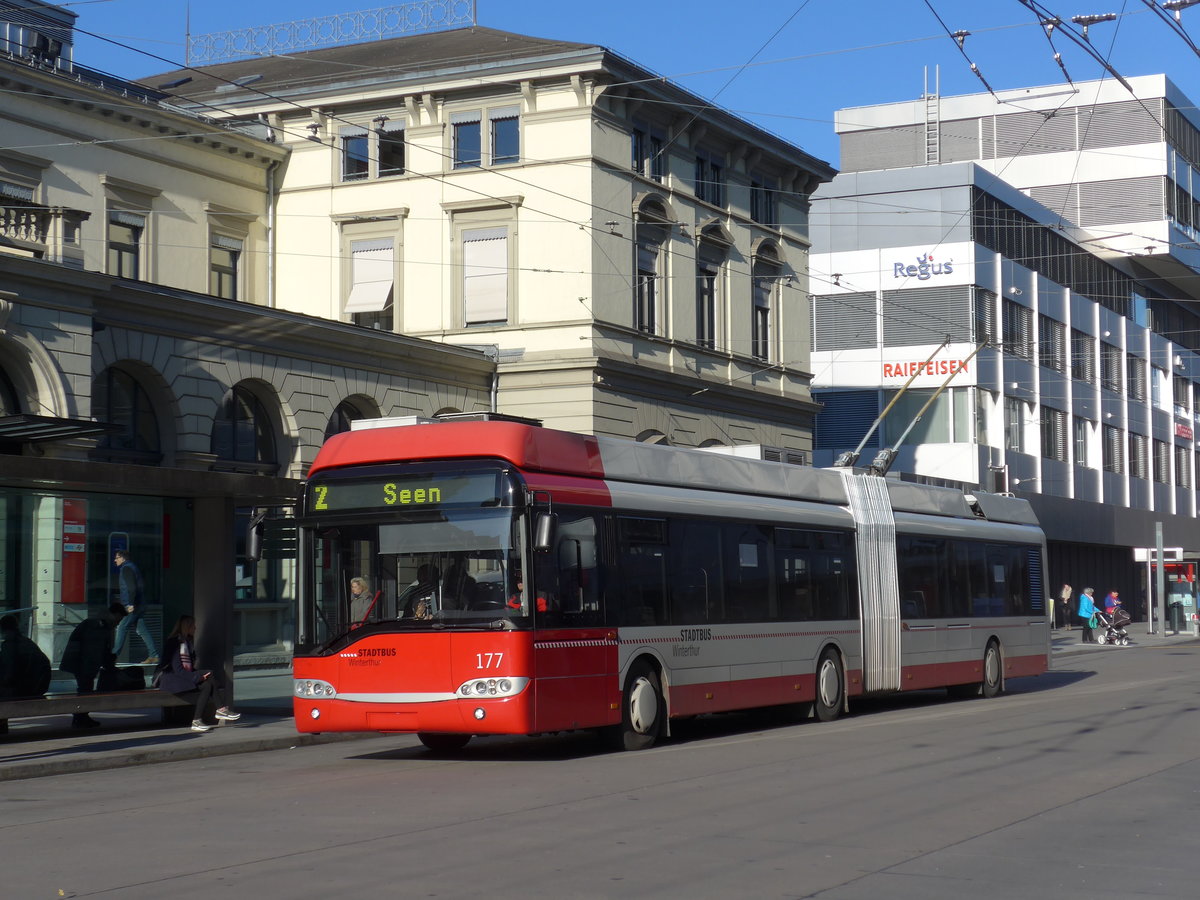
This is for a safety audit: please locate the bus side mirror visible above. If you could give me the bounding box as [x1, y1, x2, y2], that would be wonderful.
[534, 513, 557, 552]
[246, 509, 266, 562]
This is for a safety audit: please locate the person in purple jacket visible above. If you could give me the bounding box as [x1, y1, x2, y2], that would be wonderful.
[156, 615, 240, 733]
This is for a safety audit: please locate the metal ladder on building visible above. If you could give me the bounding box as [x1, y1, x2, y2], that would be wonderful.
[923, 66, 940, 165]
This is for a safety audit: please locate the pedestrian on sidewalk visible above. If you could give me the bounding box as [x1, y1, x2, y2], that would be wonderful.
[156, 614, 240, 733]
[111, 550, 159, 664]
[1058, 583, 1073, 630]
[1077, 587, 1098, 643]
[59, 602, 125, 728]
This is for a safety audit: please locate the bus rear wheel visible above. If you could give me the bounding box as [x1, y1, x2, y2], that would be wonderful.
[614, 660, 664, 751]
[418, 732, 471, 752]
[813, 648, 844, 722]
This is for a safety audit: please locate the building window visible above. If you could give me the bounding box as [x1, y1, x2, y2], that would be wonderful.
[211, 384, 276, 471]
[751, 247, 780, 362]
[631, 124, 666, 182]
[1038, 316, 1066, 372]
[697, 265, 717, 349]
[341, 127, 370, 181]
[107, 211, 144, 278]
[1004, 397, 1025, 452]
[1103, 424, 1124, 474]
[324, 399, 369, 442]
[0, 367, 18, 416]
[452, 112, 482, 168]
[1178, 445, 1193, 488]
[344, 238, 395, 330]
[1002, 299, 1032, 359]
[92, 367, 161, 464]
[634, 209, 668, 334]
[1152, 365, 1167, 407]
[1040, 406, 1066, 461]
[209, 235, 241, 300]
[1100, 342, 1123, 393]
[1070, 329, 1095, 384]
[694, 148, 725, 207]
[452, 106, 519, 169]
[974, 288, 997, 345]
[462, 227, 508, 325]
[490, 107, 520, 165]
[1128, 432, 1148, 479]
[1173, 376, 1191, 412]
[1154, 439, 1171, 483]
[1127, 354, 1147, 401]
[1073, 416, 1090, 467]
[378, 122, 405, 176]
[750, 176, 778, 226]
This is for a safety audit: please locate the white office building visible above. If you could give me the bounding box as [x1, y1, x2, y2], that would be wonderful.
[810, 76, 1200, 623]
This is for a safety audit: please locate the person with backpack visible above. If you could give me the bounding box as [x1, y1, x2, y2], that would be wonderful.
[0, 614, 51, 699]
[60, 602, 125, 727]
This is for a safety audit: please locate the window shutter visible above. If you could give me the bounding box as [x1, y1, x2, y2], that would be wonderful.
[344, 239, 394, 313]
[463, 227, 508, 324]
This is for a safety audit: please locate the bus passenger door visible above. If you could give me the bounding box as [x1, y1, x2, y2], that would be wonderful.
[532, 513, 616, 732]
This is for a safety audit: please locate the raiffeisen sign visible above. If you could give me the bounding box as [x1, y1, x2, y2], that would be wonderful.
[892, 252, 953, 280]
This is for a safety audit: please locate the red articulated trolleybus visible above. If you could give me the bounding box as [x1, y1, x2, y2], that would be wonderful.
[291, 414, 1050, 751]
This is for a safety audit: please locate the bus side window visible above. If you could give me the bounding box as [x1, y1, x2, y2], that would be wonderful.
[615, 517, 667, 627]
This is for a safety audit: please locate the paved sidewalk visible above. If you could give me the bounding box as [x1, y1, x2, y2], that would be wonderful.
[1050, 625, 1199, 658]
[0, 668, 362, 783]
[4, 632, 1197, 782]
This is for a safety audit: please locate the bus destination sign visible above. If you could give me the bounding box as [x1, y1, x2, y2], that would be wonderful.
[306, 472, 501, 513]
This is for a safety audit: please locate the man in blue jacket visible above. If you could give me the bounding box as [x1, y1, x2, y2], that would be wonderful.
[111, 550, 159, 664]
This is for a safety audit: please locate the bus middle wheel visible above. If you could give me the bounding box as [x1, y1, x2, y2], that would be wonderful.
[813, 648, 844, 722]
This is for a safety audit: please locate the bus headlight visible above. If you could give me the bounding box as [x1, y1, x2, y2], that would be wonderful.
[294, 678, 337, 699]
[457, 676, 528, 698]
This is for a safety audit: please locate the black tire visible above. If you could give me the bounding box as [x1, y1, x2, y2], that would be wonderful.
[813, 648, 844, 722]
[981, 641, 1002, 699]
[613, 660, 664, 751]
[417, 732, 471, 752]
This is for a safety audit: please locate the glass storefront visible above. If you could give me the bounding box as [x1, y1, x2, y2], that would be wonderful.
[0, 487, 294, 667]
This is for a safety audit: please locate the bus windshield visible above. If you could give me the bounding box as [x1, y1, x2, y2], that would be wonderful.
[301, 506, 530, 649]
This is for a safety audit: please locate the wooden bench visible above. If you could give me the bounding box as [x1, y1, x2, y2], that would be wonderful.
[0, 689, 197, 734]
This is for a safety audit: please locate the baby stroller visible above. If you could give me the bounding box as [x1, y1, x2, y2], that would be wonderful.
[1095, 606, 1132, 646]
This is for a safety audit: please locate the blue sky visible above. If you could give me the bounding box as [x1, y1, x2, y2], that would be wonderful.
[67, 0, 1199, 165]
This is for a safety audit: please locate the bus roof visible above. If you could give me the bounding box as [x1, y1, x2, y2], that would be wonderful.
[309, 420, 1039, 527]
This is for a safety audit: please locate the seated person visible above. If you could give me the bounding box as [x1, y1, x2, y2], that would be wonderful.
[0, 614, 52, 699]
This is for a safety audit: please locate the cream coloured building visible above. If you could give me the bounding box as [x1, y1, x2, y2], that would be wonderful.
[151, 26, 836, 450]
[1, 0, 493, 665]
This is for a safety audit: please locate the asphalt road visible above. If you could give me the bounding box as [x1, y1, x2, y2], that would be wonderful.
[6, 643, 1199, 899]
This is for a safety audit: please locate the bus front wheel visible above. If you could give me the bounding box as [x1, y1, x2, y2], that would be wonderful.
[813, 648, 844, 722]
[418, 732, 471, 752]
[614, 660, 664, 751]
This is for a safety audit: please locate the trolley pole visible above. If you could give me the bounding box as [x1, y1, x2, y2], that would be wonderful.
[1156, 522, 1167, 635]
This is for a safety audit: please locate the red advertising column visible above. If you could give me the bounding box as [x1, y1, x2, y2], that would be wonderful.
[62, 498, 87, 604]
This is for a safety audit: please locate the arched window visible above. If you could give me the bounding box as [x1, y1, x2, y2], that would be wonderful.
[751, 242, 783, 362]
[92, 367, 161, 464]
[324, 399, 366, 441]
[636, 429, 669, 445]
[211, 384, 276, 472]
[0, 368, 18, 416]
[634, 197, 672, 335]
[696, 220, 732, 350]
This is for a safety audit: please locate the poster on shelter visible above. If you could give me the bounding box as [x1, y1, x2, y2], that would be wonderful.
[62, 498, 87, 604]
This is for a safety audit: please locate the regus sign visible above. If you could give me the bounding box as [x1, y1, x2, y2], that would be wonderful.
[893, 253, 953, 280]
